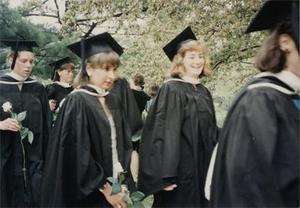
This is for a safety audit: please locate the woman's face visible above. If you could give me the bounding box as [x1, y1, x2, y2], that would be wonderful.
[182, 50, 205, 78]
[58, 65, 74, 83]
[87, 64, 117, 90]
[11, 51, 34, 78]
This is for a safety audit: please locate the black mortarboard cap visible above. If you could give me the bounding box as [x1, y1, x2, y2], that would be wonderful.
[67, 32, 123, 59]
[163, 26, 197, 61]
[49, 57, 73, 80]
[67, 32, 123, 75]
[0, 40, 38, 69]
[1, 40, 38, 52]
[246, 0, 299, 49]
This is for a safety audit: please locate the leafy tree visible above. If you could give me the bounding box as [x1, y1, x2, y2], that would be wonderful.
[4, 0, 268, 125]
[0, 0, 81, 79]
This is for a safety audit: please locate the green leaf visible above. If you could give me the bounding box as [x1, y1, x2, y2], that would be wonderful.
[27, 131, 34, 144]
[107, 177, 118, 184]
[20, 127, 29, 140]
[131, 191, 145, 202]
[11, 112, 17, 119]
[111, 183, 121, 195]
[118, 172, 125, 184]
[132, 201, 145, 208]
[17, 111, 27, 122]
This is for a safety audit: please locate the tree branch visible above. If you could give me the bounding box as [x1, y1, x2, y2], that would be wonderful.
[25, 13, 59, 19]
[53, 0, 62, 24]
[83, 22, 97, 38]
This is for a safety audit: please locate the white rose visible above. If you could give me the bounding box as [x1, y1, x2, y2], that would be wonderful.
[2, 101, 12, 113]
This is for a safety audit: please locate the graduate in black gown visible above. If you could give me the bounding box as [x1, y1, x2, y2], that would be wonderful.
[138, 27, 218, 207]
[210, 1, 300, 207]
[0, 40, 51, 207]
[110, 77, 143, 183]
[130, 73, 150, 114]
[46, 57, 74, 112]
[41, 32, 134, 207]
[110, 77, 143, 137]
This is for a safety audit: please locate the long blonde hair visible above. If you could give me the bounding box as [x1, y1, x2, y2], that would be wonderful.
[73, 51, 120, 88]
[169, 40, 211, 78]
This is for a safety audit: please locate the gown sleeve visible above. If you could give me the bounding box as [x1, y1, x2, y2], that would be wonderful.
[45, 84, 57, 100]
[138, 83, 184, 195]
[41, 93, 106, 206]
[39, 86, 52, 159]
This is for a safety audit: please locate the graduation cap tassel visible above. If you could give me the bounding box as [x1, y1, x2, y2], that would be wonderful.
[80, 38, 87, 77]
[11, 41, 19, 70]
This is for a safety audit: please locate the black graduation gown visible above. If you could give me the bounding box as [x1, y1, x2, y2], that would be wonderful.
[45, 83, 73, 110]
[110, 78, 143, 151]
[138, 79, 218, 207]
[0, 75, 51, 207]
[41, 86, 134, 207]
[210, 76, 300, 207]
[132, 89, 151, 114]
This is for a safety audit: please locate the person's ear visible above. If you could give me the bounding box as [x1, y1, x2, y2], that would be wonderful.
[86, 66, 93, 77]
[57, 70, 63, 77]
[7, 56, 13, 65]
[279, 34, 293, 53]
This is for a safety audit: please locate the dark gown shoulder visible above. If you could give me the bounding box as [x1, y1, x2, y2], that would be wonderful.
[211, 75, 299, 207]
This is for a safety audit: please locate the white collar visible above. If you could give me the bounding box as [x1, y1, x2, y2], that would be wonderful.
[255, 70, 300, 92]
[6, 71, 28, 82]
[55, 81, 72, 88]
[164, 77, 200, 85]
[182, 76, 201, 84]
[87, 84, 109, 96]
[132, 85, 143, 91]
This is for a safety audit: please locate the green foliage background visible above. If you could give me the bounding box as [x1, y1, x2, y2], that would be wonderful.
[0, 0, 268, 125]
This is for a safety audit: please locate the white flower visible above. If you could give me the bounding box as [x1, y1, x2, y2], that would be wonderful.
[2, 101, 12, 113]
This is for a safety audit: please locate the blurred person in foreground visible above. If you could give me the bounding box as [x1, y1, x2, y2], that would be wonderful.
[210, 0, 300, 207]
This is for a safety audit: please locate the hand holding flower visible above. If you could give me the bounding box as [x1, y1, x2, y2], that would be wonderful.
[0, 117, 21, 131]
[1, 101, 34, 187]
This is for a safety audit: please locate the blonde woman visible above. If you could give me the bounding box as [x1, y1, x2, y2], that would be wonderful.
[138, 27, 218, 207]
[42, 33, 134, 208]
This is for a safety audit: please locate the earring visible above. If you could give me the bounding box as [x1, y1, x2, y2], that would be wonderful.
[281, 48, 290, 53]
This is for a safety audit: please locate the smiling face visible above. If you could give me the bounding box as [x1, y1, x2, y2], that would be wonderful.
[9, 51, 35, 78]
[182, 50, 205, 78]
[169, 40, 211, 79]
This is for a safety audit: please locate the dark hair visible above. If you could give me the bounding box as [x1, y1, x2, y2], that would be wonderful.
[255, 21, 294, 73]
[133, 73, 145, 87]
[149, 84, 159, 97]
[53, 63, 75, 81]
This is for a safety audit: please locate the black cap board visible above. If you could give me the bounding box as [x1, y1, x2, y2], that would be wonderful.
[163, 26, 197, 61]
[0, 40, 38, 69]
[49, 57, 73, 80]
[67, 32, 123, 75]
[246, 0, 299, 49]
[1, 40, 38, 52]
[67, 32, 123, 59]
